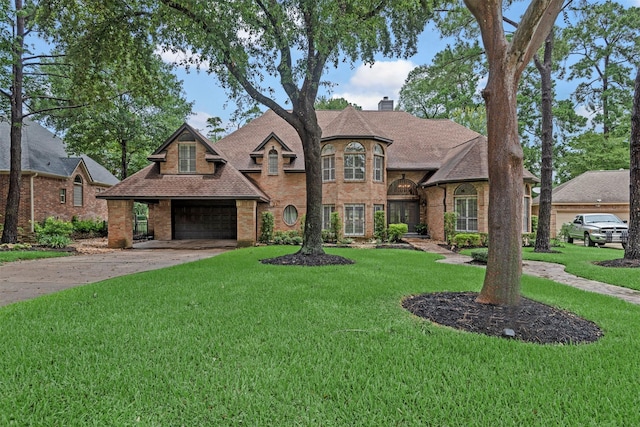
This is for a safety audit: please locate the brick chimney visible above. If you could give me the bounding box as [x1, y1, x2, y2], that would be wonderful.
[377, 96, 394, 111]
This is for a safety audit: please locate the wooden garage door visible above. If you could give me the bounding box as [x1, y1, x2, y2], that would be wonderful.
[172, 200, 237, 239]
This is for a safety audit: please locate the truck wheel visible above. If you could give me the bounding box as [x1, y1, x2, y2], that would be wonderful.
[584, 233, 595, 247]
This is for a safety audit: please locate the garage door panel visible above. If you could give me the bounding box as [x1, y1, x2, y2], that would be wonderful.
[172, 201, 237, 239]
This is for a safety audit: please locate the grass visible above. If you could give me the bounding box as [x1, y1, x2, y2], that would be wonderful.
[0, 250, 69, 264]
[2, 246, 640, 425]
[521, 243, 640, 291]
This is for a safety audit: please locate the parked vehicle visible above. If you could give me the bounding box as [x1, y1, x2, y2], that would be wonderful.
[565, 213, 628, 248]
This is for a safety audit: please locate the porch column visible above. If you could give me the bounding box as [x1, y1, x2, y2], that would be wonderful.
[107, 199, 133, 249]
[236, 200, 257, 247]
[153, 200, 172, 240]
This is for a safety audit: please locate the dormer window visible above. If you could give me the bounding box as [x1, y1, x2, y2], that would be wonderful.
[268, 147, 278, 175]
[373, 144, 384, 182]
[344, 142, 365, 181]
[321, 144, 335, 182]
[179, 143, 196, 173]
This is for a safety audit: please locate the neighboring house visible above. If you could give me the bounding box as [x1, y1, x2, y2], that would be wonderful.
[98, 99, 538, 248]
[0, 119, 119, 233]
[532, 169, 630, 237]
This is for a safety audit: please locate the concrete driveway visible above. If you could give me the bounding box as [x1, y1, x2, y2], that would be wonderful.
[0, 240, 234, 308]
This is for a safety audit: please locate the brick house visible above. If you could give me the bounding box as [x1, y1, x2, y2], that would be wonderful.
[532, 169, 630, 237]
[99, 100, 538, 248]
[0, 119, 119, 233]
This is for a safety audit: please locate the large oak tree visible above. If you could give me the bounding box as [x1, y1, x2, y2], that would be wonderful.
[464, 0, 564, 306]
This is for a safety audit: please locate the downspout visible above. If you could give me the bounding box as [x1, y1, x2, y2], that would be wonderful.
[30, 173, 38, 232]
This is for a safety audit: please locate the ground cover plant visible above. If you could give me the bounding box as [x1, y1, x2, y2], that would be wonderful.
[522, 244, 640, 291]
[2, 247, 640, 424]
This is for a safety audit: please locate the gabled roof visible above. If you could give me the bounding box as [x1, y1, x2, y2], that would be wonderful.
[97, 162, 269, 201]
[533, 170, 629, 205]
[320, 106, 393, 144]
[0, 118, 118, 185]
[253, 132, 294, 153]
[150, 122, 227, 163]
[215, 109, 482, 172]
[423, 136, 539, 186]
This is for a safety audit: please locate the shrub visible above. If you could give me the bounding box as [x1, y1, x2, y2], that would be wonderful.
[479, 233, 489, 247]
[72, 218, 107, 236]
[388, 223, 408, 243]
[531, 215, 538, 233]
[444, 212, 457, 245]
[414, 223, 429, 236]
[34, 217, 73, 248]
[522, 233, 536, 247]
[330, 212, 342, 243]
[374, 211, 387, 242]
[559, 223, 571, 242]
[453, 233, 481, 248]
[273, 230, 301, 245]
[470, 248, 488, 263]
[260, 212, 274, 243]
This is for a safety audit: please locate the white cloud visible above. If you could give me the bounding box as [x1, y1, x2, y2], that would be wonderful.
[155, 46, 210, 71]
[332, 60, 416, 110]
[187, 111, 214, 134]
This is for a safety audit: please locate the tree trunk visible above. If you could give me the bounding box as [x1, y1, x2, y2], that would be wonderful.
[294, 107, 325, 256]
[1, 0, 25, 244]
[625, 67, 640, 259]
[121, 139, 128, 179]
[534, 30, 555, 253]
[476, 61, 524, 307]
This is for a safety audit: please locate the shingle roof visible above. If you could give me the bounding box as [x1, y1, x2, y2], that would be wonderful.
[423, 136, 539, 186]
[215, 109, 482, 172]
[0, 118, 119, 185]
[533, 170, 629, 204]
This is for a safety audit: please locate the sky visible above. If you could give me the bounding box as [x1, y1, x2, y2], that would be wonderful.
[159, 0, 640, 135]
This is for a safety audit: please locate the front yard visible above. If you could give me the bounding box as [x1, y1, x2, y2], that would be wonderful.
[2, 246, 640, 425]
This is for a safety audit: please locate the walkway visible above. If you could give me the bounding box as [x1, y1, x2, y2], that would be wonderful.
[404, 238, 640, 306]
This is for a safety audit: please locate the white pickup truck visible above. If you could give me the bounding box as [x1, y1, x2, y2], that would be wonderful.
[565, 213, 628, 248]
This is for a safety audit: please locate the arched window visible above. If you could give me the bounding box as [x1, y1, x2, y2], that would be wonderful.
[268, 147, 278, 175]
[344, 142, 365, 181]
[387, 176, 417, 196]
[373, 144, 384, 182]
[73, 175, 83, 207]
[283, 205, 298, 226]
[321, 144, 335, 182]
[454, 183, 477, 232]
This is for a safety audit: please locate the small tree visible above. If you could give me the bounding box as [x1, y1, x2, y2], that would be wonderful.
[330, 212, 342, 243]
[374, 210, 387, 242]
[444, 212, 457, 246]
[260, 212, 274, 243]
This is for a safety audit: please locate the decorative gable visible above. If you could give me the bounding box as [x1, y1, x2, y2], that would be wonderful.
[148, 123, 226, 175]
[250, 132, 297, 168]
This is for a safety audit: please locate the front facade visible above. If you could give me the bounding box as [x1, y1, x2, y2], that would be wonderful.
[100, 101, 537, 248]
[0, 119, 119, 233]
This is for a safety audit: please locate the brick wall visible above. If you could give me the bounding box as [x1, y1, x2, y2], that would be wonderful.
[159, 137, 215, 175]
[236, 200, 257, 247]
[106, 199, 133, 248]
[0, 170, 110, 232]
[150, 199, 172, 240]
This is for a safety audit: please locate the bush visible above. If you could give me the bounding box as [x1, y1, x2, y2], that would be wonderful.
[531, 215, 538, 234]
[72, 218, 107, 236]
[559, 223, 571, 242]
[273, 230, 302, 245]
[453, 233, 481, 248]
[374, 211, 387, 242]
[522, 233, 536, 247]
[479, 233, 489, 247]
[388, 223, 408, 243]
[414, 223, 429, 236]
[470, 248, 488, 263]
[444, 212, 457, 245]
[35, 217, 73, 248]
[330, 212, 342, 243]
[260, 212, 274, 243]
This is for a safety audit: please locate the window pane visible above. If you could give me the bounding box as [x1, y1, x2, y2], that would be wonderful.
[284, 205, 298, 226]
[344, 204, 365, 236]
[179, 144, 196, 173]
[268, 150, 278, 175]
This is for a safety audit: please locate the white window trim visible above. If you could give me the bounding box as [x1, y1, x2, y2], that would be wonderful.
[178, 143, 197, 173]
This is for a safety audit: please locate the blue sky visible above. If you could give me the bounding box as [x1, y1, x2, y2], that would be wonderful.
[159, 0, 639, 134]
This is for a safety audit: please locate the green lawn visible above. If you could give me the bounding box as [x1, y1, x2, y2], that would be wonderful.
[522, 243, 640, 291]
[0, 250, 70, 264]
[2, 246, 640, 425]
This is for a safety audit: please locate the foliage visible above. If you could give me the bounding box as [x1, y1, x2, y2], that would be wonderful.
[205, 117, 226, 141]
[260, 212, 275, 243]
[315, 97, 361, 111]
[531, 215, 539, 234]
[556, 132, 629, 182]
[414, 223, 429, 236]
[330, 212, 343, 243]
[470, 248, 488, 263]
[522, 233, 536, 247]
[443, 212, 457, 246]
[273, 231, 302, 246]
[387, 223, 408, 243]
[34, 217, 73, 248]
[559, 223, 572, 242]
[374, 210, 387, 242]
[453, 233, 482, 248]
[71, 217, 107, 236]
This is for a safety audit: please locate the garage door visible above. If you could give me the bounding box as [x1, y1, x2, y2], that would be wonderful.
[172, 200, 237, 239]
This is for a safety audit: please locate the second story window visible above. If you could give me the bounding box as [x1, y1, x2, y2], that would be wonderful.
[179, 143, 196, 173]
[73, 176, 83, 206]
[344, 142, 365, 181]
[268, 147, 278, 175]
[373, 144, 384, 182]
[321, 144, 335, 182]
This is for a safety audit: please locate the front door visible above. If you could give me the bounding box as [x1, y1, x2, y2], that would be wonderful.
[388, 201, 419, 232]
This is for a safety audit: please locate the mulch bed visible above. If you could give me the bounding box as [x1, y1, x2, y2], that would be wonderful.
[596, 258, 640, 268]
[403, 291, 603, 345]
[260, 252, 354, 266]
